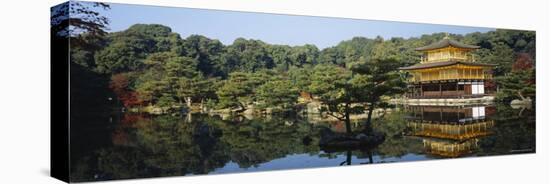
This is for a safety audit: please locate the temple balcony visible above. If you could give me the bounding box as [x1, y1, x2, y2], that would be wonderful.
[421, 55, 475, 63]
[406, 68, 492, 83]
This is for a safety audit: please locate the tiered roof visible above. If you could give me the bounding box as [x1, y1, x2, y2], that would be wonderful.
[399, 61, 496, 70]
[415, 37, 480, 51]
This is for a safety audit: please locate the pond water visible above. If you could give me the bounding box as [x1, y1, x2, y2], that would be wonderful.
[69, 103, 535, 182]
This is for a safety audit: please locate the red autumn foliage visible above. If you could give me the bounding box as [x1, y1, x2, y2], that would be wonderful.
[512, 53, 534, 72]
[109, 73, 143, 107]
[329, 121, 347, 133]
[120, 113, 146, 127]
[111, 129, 130, 146]
[485, 106, 496, 116]
[484, 79, 497, 93]
[511, 53, 536, 85]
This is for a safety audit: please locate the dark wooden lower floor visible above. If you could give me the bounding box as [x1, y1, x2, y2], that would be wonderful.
[405, 80, 491, 99]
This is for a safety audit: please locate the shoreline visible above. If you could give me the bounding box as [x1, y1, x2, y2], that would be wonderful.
[390, 96, 495, 106]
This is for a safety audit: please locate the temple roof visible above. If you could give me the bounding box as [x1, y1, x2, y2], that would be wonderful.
[399, 61, 496, 70]
[415, 38, 480, 51]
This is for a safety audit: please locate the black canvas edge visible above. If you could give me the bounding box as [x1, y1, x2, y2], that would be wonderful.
[51, 1, 70, 183]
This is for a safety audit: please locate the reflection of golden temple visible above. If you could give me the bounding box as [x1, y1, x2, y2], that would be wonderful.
[406, 105, 493, 123]
[423, 139, 479, 158]
[405, 105, 495, 157]
[408, 120, 494, 141]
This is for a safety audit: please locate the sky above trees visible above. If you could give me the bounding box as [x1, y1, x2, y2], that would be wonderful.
[98, 2, 495, 49]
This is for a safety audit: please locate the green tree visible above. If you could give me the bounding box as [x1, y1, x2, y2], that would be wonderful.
[164, 55, 199, 106]
[290, 44, 319, 67]
[351, 58, 407, 130]
[288, 67, 314, 94]
[216, 72, 266, 113]
[255, 78, 299, 111]
[220, 38, 275, 74]
[94, 37, 151, 73]
[157, 94, 177, 110]
[135, 80, 162, 104]
[66, 24, 109, 69]
[309, 64, 355, 133]
[268, 45, 293, 71]
[310, 59, 406, 134]
[134, 52, 199, 106]
[94, 24, 180, 74]
[318, 37, 376, 67]
[176, 74, 219, 108]
[476, 43, 515, 76]
[181, 35, 225, 77]
[496, 70, 535, 102]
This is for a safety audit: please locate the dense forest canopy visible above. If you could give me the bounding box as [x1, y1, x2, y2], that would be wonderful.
[69, 23, 535, 108]
[75, 23, 536, 77]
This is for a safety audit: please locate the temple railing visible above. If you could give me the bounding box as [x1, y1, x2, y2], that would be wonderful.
[407, 72, 489, 82]
[421, 55, 475, 63]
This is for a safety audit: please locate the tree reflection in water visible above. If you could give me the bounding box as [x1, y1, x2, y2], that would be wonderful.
[70, 103, 535, 182]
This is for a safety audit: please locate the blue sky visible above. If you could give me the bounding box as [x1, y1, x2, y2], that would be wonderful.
[99, 2, 495, 49]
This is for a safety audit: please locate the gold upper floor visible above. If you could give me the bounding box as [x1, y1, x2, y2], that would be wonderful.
[421, 47, 475, 63]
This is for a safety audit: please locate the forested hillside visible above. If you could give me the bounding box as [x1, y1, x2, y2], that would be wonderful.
[68, 23, 534, 112]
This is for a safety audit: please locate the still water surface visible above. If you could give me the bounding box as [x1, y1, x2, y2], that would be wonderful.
[69, 104, 535, 182]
